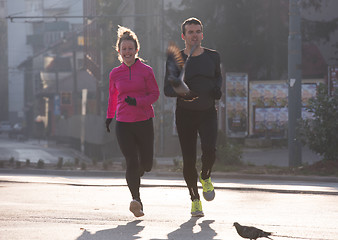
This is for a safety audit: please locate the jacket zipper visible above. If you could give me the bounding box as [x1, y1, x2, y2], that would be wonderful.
[129, 66, 131, 80]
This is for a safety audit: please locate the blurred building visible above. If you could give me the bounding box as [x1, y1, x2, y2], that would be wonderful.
[6, 0, 88, 138]
[4, 0, 337, 160]
[0, 0, 8, 121]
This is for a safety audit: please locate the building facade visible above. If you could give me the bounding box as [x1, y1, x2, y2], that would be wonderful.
[0, 0, 8, 121]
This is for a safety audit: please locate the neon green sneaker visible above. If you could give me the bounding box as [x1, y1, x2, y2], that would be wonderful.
[191, 199, 204, 217]
[199, 175, 215, 201]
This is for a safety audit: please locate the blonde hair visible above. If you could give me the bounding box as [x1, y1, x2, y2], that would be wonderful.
[115, 25, 140, 63]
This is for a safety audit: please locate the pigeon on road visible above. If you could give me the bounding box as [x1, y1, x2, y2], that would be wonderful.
[233, 222, 273, 240]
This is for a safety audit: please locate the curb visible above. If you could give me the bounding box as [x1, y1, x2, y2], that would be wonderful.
[1, 168, 337, 183]
[211, 172, 338, 183]
[1, 169, 337, 196]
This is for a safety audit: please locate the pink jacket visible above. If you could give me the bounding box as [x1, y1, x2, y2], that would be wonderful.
[106, 59, 159, 122]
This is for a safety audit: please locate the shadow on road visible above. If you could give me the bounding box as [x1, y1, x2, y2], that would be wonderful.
[76, 220, 144, 240]
[151, 218, 220, 240]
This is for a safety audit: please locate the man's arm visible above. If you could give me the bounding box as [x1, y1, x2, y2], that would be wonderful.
[214, 52, 222, 88]
[211, 51, 223, 100]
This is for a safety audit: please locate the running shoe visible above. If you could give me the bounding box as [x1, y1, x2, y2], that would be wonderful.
[129, 199, 144, 217]
[191, 199, 204, 217]
[199, 174, 215, 201]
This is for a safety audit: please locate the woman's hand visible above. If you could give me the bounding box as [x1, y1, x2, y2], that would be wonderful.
[125, 96, 137, 106]
[105, 118, 113, 133]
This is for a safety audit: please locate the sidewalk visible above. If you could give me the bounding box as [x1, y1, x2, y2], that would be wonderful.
[1, 137, 92, 164]
[156, 145, 322, 168]
[1, 139, 337, 195]
[12, 137, 322, 168]
[2, 136, 336, 186]
[241, 146, 322, 167]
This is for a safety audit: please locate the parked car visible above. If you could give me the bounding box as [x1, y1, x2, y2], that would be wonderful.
[0, 121, 12, 134]
[8, 123, 25, 140]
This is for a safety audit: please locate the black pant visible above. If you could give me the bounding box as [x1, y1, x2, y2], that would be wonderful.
[175, 106, 218, 201]
[115, 118, 154, 201]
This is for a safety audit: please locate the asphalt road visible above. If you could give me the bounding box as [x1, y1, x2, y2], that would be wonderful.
[0, 173, 337, 240]
[0, 134, 337, 239]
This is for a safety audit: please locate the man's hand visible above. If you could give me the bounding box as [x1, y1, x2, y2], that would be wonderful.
[105, 118, 112, 133]
[179, 90, 199, 102]
[125, 96, 137, 106]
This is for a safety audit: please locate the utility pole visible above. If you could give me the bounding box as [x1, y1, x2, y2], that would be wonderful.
[288, 0, 302, 167]
[72, 32, 78, 115]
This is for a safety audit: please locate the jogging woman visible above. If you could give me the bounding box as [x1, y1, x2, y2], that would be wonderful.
[106, 26, 160, 217]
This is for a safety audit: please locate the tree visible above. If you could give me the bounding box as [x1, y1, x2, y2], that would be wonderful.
[298, 84, 338, 161]
[164, 0, 289, 80]
[301, 0, 338, 76]
[164, 0, 338, 80]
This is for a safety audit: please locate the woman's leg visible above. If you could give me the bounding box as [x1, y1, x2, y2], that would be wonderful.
[135, 118, 154, 173]
[115, 121, 141, 201]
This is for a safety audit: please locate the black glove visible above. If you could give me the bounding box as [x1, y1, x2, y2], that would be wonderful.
[105, 118, 112, 133]
[125, 96, 136, 106]
[211, 86, 222, 100]
[180, 90, 199, 102]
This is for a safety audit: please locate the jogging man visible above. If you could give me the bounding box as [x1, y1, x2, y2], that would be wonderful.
[164, 17, 223, 217]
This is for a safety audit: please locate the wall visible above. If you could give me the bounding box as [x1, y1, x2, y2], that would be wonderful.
[248, 78, 325, 138]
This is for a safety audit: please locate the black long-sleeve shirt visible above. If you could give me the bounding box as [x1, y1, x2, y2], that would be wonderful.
[164, 48, 222, 111]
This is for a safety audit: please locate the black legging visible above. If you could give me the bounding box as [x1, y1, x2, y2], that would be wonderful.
[175, 106, 217, 201]
[115, 118, 154, 201]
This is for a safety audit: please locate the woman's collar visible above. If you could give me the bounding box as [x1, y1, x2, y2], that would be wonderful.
[123, 58, 139, 67]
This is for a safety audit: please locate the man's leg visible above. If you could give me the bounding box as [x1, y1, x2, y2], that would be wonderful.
[175, 107, 200, 201]
[198, 107, 217, 201]
[199, 107, 217, 178]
